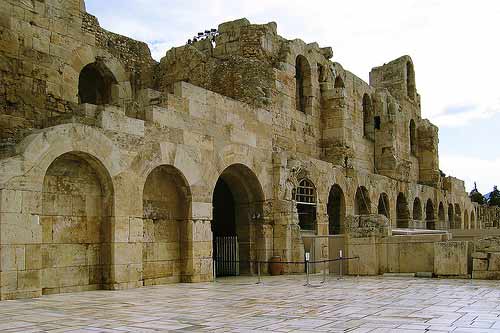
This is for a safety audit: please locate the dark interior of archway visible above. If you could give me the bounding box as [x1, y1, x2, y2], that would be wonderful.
[328, 188, 343, 234]
[78, 63, 112, 105]
[448, 204, 454, 228]
[355, 188, 370, 215]
[396, 195, 409, 228]
[212, 178, 236, 237]
[378, 195, 389, 218]
[426, 200, 435, 230]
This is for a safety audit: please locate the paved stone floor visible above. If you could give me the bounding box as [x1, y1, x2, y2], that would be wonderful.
[2, 276, 500, 332]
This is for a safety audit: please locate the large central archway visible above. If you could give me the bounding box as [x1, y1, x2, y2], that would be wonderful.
[328, 184, 345, 234]
[212, 164, 264, 276]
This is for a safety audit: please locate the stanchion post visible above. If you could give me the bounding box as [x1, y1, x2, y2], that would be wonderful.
[304, 252, 310, 286]
[321, 260, 326, 284]
[338, 250, 343, 280]
[213, 258, 216, 283]
[257, 261, 262, 285]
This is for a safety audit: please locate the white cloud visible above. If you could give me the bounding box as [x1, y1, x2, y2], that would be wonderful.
[441, 154, 500, 194]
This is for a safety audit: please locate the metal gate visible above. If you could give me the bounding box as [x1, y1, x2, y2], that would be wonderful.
[214, 236, 239, 276]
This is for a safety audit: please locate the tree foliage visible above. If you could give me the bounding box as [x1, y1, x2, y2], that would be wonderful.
[489, 186, 500, 207]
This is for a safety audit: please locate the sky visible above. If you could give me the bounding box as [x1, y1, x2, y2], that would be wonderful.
[85, 0, 500, 194]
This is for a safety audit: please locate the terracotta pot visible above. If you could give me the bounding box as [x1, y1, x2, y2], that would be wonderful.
[269, 256, 283, 275]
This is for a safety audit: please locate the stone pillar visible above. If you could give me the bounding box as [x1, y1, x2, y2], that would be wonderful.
[0, 187, 43, 300]
[181, 218, 213, 283]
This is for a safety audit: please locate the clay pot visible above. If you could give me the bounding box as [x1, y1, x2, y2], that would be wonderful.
[269, 256, 284, 275]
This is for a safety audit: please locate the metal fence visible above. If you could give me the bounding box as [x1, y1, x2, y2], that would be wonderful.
[214, 236, 239, 277]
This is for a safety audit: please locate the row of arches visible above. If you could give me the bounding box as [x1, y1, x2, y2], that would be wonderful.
[290, 176, 478, 234]
[40, 148, 266, 292]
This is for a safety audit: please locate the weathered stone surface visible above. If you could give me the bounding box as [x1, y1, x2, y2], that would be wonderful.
[434, 241, 469, 276]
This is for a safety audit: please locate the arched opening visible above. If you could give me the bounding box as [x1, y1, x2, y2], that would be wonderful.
[377, 193, 390, 218]
[41, 152, 113, 295]
[448, 204, 454, 228]
[409, 119, 417, 156]
[438, 202, 445, 228]
[354, 186, 371, 215]
[212, 164, 264, 276]
[334, 75, 345, 88]
[295, 55, 311, 113]
[396, 193, 410, 228]
[295, 178, 317, 232]
[363, 94, 374, 140]
[454, 204, 462, 229]
[328, 184, 345, 235]
[426, 199, 435, 230]
[406, 61, 415, 100]
[142, 165, 191, 285]
[464, 209, 470, 229]
[471, 211, 476, 229]
[413, 198, 422, 221]
[78, 62, 117, 105]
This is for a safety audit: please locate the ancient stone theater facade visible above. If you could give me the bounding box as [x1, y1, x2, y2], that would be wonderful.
[0, 0, 495, 299]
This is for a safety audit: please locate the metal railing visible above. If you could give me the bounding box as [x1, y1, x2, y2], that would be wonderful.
[212, 255, 360, 286]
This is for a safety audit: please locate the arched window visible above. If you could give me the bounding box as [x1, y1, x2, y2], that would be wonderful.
[334, 75, 345, 88]
[426, 199, 435, 230]
[328, 184, 345, 234]
[295, 55, 311, 113]
[413, 198, 422, 221]
[363, 94, 373, 140]
[409, 119, 417, 155]
[396, 193, 410, 228]
[406, 61, 415, 100]
[377, 193, 390, 218]
[354, 186, 371, 215]
[78, 62, 117, 105]
[295, 179, 316, 231]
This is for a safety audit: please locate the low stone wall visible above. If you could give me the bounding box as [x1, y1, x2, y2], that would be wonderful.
[471, 236, 500, 279]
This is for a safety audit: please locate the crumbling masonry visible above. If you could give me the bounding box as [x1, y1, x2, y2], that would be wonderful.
[0, 0, 499, 300]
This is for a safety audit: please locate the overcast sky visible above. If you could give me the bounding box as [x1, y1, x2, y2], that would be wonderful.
[85, 0, 500, 194]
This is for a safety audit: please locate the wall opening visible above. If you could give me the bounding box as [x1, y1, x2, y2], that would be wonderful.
[78, 62, 117, 105]
[454, 204, 462, 229]
[354, 186, 371, 215]
[464, 209, 470, 229]
[142, 165, 191, 285]
[41, 152, 113, 295]
[413, 198, 422, 221]
[471, 211, 476, 229]
[295, 55, 311, 113]
[396, 193, 410, 228]
[295, 178, 317, 232]
[334, 75, 345, 88]
[426, 199, 435, 230]
[374, 116, 381, 130]
[377, 193, 390, 218]
[406, 61, 416, 100]
[438, 202, 445, 228]
[328, 184, 345, 235]
[212, 164, 264, 276]
[448, 204, 455, 228]
[409, 119, 417, 156]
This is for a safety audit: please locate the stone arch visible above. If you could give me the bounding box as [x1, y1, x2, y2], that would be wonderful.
[328, 184, 345, 234]
[41, 151, 114, 294]
[448, 203, 454, 228]
[454, 204, 462, 229]
[294, 178, 317, 232]
[413, 197, 422, 221]
[377, 192, 390, 218]
[295, 55, 312, 113]
[142, 165, 191, 285]
[78, 61, 118, 105]
[396, 193, 410, 228]
[212, 163, 265, 275]
[438, 202, 446, 228]
[471, 210, 476, 229]
[406, 61, 416, 100]
[354, 186, 371, 215]
[409, 119, 417, 156]
[334, 75, 345, 88]
[363, 94, 374, 140]
[426, 199, 435, 230]
[64, 46, 132, 104]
